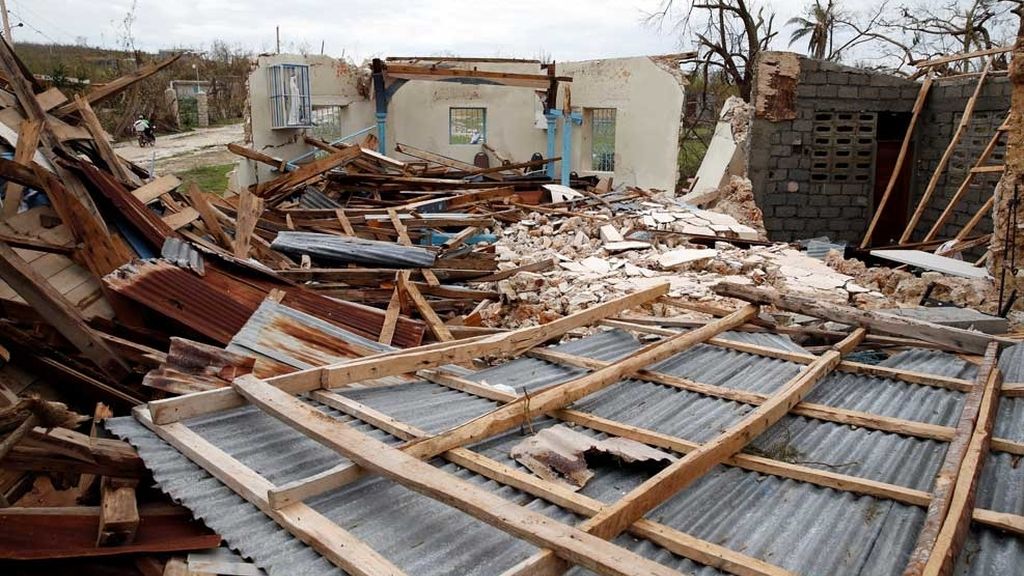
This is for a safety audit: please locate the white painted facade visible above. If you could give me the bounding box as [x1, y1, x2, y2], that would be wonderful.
[235, 54, 686, 192]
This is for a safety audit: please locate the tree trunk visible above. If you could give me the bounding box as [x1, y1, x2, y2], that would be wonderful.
[989, 8, 1024, 309]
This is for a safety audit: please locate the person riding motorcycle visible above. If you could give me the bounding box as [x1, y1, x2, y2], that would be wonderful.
[133, 115, 155, 146]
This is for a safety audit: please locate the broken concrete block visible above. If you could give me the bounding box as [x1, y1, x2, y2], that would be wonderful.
[580, 256, 612, 274]
[543, 184, 584, 203]
[681, 224, 716, 237]
[599, 225, 624, 243]
[658, 248, 718, 270]
[603, 241, 651, 253]
[652, 212, 676, 224]
[730, 224, 760, 240]
[642, 215, 657, 228]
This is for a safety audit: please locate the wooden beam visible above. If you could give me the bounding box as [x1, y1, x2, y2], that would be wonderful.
[901, 60, 992, 244]
[903, 343, 1001, 576]
[96, 477, 139, 546]
[400, 305, 759, 461]
[394, 142, 502, 180]
[399, 272, 453, 341]
[148, 283, 670, 424]
[75, 95, 136, 185]
[134, 407, 407, 576]
[53, 54, 183, 116]
[252, 146, 361, 200]
[916, 45, 1012, 69]
[378, 273, 404, 346]
[0, 240, 129, 381]
[185, 183, 233, 248]
[383, 63, 570, 90]
[503, 330, 863, 576]
[924, 119, 1008, 242]
[713, 283, 1013, 354]
[232, 376, 682, 576]
[227, 143, 286, 172]
[312, 390, 794, 576]
[861, 74, 932, 248]
[0, 119, 41, 220]
[132, 175, 182, 205]
[233, 189, 263, 259]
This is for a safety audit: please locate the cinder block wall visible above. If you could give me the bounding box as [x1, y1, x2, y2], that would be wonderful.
[909, 76, 1010, 242]
[749, 52, 919, 243]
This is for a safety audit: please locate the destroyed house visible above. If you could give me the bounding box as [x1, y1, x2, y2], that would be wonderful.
[747, 52, 1011, 247]
[236, 54, 689, 193]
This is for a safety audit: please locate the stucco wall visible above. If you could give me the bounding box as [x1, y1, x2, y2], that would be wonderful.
[238, 54, 372, 189]
[237, 55, 685, 193]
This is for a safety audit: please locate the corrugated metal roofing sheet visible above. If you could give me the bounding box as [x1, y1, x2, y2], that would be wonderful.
[108, 330, 1024, 576]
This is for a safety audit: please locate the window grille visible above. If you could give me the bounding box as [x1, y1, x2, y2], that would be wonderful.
[311, 105, 344, 143]
[590, 108, 616, 172]
[810, 112, 876, 183]
[449, 108, 486, 145]
[268, 64, 312, 129]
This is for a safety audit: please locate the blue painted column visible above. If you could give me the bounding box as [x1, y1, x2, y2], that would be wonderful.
[376, 112, 387, 154]
[544, 112, 558, 179]
[561, 111, 582, 186]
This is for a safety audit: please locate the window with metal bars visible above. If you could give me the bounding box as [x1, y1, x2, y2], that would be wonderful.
[590, 108, 616, 172]
[268, 64, 312, 129]
[449, 108, 486, 145]
[311, 105, 344, 143]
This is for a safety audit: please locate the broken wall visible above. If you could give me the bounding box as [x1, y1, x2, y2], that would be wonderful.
[236, 54, 374, 189]
[908, 76, 1011, 241]
[748, 52, 919, 243]
[238, 54, 685, 192]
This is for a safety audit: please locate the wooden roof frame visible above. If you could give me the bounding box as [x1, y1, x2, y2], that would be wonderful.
[137, 283, 1024, 576]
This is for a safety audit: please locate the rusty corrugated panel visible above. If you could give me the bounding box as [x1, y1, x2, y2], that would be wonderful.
[104, 259, 259, 344]
[142, 337, 255, 395]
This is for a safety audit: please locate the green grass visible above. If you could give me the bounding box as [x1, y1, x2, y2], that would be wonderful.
[678, 126, 713, 181]
[176, 163, 234, 195]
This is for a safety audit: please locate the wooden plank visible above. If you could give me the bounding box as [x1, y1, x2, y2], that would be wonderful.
[186, 183, 233, 248]
[954, 195, 995, 242]
[227, 143, 286, 171]
[903, 343, 1001, 576]
[53, 53, 184, 117]
[233, 189, 263, 259]
[378, 272, 405, 346]
[0, 240, 128, 380]
[1, 119, 41, 220]
[713, 283, 1013, 354]
[399, 272, 453, 341]
[393, 142, 503, 181]
[148, 283, 670, 424]
[233, 376, 682, 576]
[161, 207, 200, 231]
[134, 407, 406, 576]
[334, 209, 355, 235]
[400, 305, 760, 461]
[97, 477, 139, 546]
[861, 74, 932, 248]
[133, 175, 182, 205]
[384, 63, 569, 89]
[253, 146, 361, 200]
[526, 347, 959, 442]
[901, 60, 992, 244]
[75, 95, 136, 185]
[916, 45, 1012, 68]
[313, 390, 793, 576]
[503, 330, 863, 576]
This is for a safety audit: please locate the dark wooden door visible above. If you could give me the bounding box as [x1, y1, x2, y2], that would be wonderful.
[871, 140, 913, 246]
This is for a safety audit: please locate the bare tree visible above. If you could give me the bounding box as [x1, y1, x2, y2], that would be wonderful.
[647, 0, 778, 101]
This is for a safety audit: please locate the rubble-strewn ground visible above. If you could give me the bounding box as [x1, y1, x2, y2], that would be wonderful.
[475, 190, 1009, 331]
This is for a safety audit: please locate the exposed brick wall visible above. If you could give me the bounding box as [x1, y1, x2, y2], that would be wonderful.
[908, 76, 1010, 242]
[749, 52, 919, 242]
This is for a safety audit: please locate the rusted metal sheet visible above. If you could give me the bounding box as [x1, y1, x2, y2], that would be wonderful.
[510, 424, 677, 491]
[142, 337, 255, 395]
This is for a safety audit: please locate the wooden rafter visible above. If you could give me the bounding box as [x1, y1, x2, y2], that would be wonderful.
[232, 375, 682, 576]
[903, 343, 1002, 576]
[148, 283, 670, 424]
[503, 329, 865, 576]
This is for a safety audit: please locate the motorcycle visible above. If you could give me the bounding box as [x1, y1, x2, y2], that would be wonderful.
[137, 129, 156, 147]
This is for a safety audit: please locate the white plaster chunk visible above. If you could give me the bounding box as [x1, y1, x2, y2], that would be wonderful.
[658, 248, 718, 269]
[599, 225, 625, 243]
[604, 241, 652, 253]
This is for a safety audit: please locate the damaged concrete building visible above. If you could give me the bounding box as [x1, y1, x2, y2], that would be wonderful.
[235, 53, 689, 192]
[746, 51, 1011, 246]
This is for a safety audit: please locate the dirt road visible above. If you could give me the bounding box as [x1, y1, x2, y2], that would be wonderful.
[114, 123, 244, 174]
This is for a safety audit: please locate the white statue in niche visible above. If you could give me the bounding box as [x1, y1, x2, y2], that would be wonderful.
[287, 71, 302, 125]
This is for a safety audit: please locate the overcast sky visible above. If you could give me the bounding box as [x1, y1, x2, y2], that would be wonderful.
[9, 0, 810, 62]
